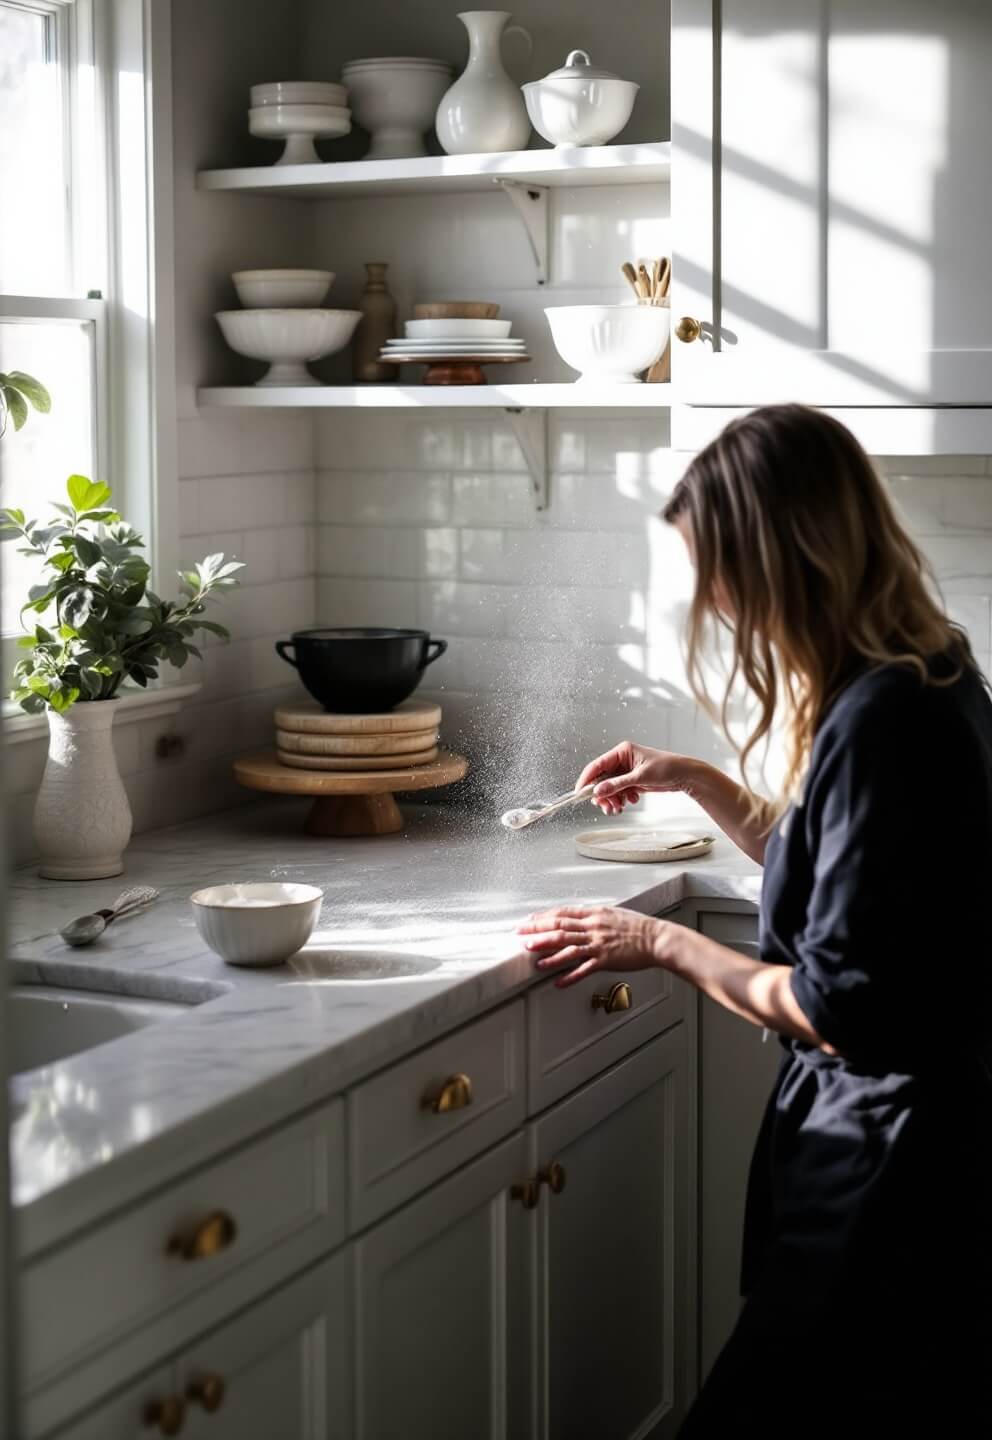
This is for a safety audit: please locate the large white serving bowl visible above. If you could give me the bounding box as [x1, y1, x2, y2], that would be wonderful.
[248, 103, 351, 165]
[404, 318, 513, 339]
[544, 304, 670, 384]
[251, 80, 348, 108]
[215, 308, 362, 386]
[522, 76, 638, 149]
[191, 882, 322, 967]
[233, 269, 334, 308]
[341, 59, 452, 159]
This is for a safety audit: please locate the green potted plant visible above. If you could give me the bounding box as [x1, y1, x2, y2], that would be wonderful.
[1, 475, 242, 879]
[0, 370, 50, 435]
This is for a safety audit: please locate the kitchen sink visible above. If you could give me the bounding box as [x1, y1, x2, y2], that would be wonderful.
[10, 985, 189, 1075]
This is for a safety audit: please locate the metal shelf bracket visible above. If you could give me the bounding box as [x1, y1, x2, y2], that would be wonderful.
[493, 179, 550, 285]
[505, 407, 549, 511]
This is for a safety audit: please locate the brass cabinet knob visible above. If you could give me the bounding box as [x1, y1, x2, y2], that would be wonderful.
[167, 1210, 237, 1262]
[511, 1178, 540, 1209]
[591, 981, 632, 1014]
[143, 1396, 185, 1435]
[422, 1072, 473, 1113]
[675, 315, 702, 343]
[539, 1161, 566, 1195]
[187, 1374, 225, 1413]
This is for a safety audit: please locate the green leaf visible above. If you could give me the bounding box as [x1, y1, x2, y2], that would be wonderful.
[73, 535, 103, 568]
[16, 635, 35, 649]
[48, 686, 80, 714]
[6, 372, 51, 413]
[49, 552, 75, 573]
[58, 623, 77, 640]
[67, 476, 112, 513]
[2, 385, 28, 431]
[26, 675, 51, 697]
[62, 585, 96, 629]
[2, 508, 25, 527]
[79, 509, 121, 524]
[197, 620, 230, 638]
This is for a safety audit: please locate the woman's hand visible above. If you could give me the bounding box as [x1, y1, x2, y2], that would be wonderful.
[577, 741, 698, 817]
[517, 905, 663, 988]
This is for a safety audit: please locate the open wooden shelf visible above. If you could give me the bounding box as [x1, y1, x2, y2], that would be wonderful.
[196, 141, 671, 200]
[196, 383, 672, 410]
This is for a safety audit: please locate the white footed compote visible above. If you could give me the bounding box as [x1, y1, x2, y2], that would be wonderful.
[34, 701, 132, 880]
[248, 102, 351, 165]
[215, 309, 362, 386]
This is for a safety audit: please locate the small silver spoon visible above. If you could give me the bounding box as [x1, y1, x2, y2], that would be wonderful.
[59, 885, 159, 948]
[501, 783, 596, 831]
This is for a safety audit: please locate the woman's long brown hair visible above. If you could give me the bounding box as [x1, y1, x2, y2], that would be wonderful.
[663, 404, 976, 815]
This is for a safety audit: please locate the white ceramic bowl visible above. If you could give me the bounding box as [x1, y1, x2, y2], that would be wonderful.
[233, 269, 334, 308]
[248, 103, 351, 165]
[544, 304, 670, 384]
[340, 60, 452, 159]
[404, 318, 513, 339]
[215, 308, 362, 386]
[251, 81, 348, 108]
[341, 56, 451, 70]
[191, 882, 322, 967]
[522, 76, 638, 148]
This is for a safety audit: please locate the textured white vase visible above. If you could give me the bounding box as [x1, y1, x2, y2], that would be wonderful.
[34, 701, 133, 880]
[435, 11, 532, 155]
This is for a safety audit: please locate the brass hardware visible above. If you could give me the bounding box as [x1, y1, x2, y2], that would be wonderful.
[143, 1396, 185, 1435]
[511, 1178, 540, 1209]
[539, 1161, 566, 1195]
[187, 1374, 225, 1413]
[422, 1072, 473, 1113]
[167, 1210, 237, 1262]
[675, 315, 702, 343]
[591, 981, 632, 1014]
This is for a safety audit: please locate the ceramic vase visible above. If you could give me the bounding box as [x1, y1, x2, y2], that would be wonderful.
[34, 701, 133, 880]
[352, 262, 397, 382]
[435, 11, 532, 155]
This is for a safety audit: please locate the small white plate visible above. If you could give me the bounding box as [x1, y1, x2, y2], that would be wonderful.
[383, 340, 525, 349]
[405, 319, 513, 339]
[575, 828, 716, 863]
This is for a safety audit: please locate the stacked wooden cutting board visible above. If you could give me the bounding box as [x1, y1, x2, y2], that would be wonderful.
[232, 700, 468, 836]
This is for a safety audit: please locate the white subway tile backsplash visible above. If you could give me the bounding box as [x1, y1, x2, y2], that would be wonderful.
[317, 470, 451, 526]
[317, 576, 419, 628]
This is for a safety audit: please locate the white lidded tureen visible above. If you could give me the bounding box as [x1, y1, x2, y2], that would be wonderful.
[522, 48, 638, 149]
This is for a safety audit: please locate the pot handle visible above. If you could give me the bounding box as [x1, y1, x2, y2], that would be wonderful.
[422, 637, 448, 669]
[275, 640, 298, 669]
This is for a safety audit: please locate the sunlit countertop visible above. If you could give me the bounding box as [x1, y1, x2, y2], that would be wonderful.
[7, 798, 762, 1256]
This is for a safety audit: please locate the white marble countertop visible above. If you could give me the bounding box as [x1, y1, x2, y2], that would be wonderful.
[8, 798, 762, 1257]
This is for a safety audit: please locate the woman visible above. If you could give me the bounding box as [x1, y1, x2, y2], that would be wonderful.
[518, 405, 992, 1433]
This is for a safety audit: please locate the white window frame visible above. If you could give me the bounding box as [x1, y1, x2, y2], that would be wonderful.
[2, 0, 184, 738]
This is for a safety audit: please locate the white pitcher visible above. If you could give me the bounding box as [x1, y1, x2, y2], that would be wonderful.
[34, 701, 133, 879]
[435, 11, 532, 155]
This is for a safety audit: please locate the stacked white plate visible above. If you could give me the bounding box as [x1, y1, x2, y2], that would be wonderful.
[249, 81, 351, 165]
[381, 317, 526, 363]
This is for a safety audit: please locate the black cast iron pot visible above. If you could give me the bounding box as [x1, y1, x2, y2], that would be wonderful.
[275, 627, 448, 712]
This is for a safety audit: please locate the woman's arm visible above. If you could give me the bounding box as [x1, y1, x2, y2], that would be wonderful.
[576, 743, 774, 865]
[517, 907, 831, 1050]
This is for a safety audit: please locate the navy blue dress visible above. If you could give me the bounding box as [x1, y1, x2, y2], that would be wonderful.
[680, 659, 992, 1436]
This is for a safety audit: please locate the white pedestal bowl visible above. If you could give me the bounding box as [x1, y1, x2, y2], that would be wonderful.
[215, 309, 362, 386]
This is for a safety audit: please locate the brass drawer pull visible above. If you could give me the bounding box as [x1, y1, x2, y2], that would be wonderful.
[675, 315, 702, 343]
[167, 1210, 237, 1261]
[422, 1072, 473, 1113]
[187, 1373, 226, 1413]
[511, 1178, 540, 1209]
[591, 981, 632, 1014]
[143, 1396, 185, 1435]
[539, 1161, 566, 1195]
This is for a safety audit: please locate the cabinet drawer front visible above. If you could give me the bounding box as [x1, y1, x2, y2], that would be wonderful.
[22, 1100, 345, 1397]
[697, 907, 759, 946]
[349, 1001, 525, 1228]
[528, 963, 686, 1111]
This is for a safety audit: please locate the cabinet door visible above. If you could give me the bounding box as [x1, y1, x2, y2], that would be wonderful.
[46, 1368, 173, 1440]
[355, 1133, 532, 1440]
[177, 1251, 351, 1440]
[671, 0, 992, 404]
[532, 1025, 692, 1440]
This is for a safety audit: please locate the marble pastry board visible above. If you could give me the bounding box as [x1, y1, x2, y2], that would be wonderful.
[574, 828, 716, 863]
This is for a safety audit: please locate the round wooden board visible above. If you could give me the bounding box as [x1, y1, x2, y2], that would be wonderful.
[276, 726, 437, 756]
[275, 699, 442, 736]
[574, 828, 716, 863]
[277, 746, 439, 771]
[234, 749, 468, 797]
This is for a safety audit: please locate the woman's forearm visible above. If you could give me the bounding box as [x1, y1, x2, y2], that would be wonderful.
[682, 758, 775, 865]
[655, 919, 829, 1048]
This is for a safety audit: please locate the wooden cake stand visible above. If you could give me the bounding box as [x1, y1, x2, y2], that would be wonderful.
[379, 355, 530, 386]
[233, 749, 469, 837]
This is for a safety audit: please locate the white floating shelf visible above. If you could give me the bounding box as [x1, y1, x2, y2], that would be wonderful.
[196, 383, 672, 410]
[196, 141, 671, 199]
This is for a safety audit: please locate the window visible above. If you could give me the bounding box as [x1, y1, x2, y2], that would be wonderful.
[0, 0, 108, 671]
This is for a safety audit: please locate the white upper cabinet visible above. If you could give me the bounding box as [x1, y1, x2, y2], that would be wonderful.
[671, 0, 992, 405]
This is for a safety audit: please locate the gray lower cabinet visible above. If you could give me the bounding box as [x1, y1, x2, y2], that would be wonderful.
[56, 1251, 351, 1440]
[354, 1132, 532, 1440]
[531, 1025, 692, 1440]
